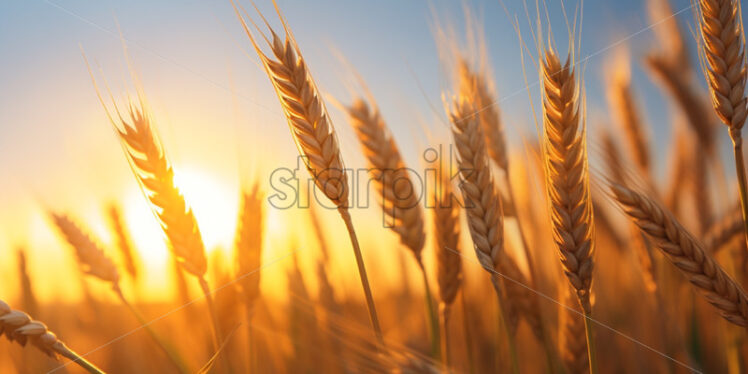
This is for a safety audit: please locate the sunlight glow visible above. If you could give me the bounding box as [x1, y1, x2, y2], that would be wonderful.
[173, 168, 239, 253]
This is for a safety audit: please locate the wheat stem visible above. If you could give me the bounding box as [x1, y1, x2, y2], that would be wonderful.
[582, 313, 599, 374]
[338, 207, 385, 348]
[198, 277, 228, 370]
[490, 275, 519, 374]
[114, 288, 189, 373]
[417, 260, 440, 358]
[505, 178, 562, 374]
[55, 345, 106, 374]
[459, 291, 476, 374]
[245, 310, 255, 373]
[439, 304, 452, 372]
[730, 133, 748, 250]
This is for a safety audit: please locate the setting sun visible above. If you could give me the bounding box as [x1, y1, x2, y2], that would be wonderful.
[172, 168, 239, 253]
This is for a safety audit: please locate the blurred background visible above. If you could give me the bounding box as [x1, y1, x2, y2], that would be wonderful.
[0, 0, 726, 303]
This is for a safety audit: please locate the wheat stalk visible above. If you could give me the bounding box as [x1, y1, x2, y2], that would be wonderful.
[705, 206, 743, 252]
[96, 97, 226, 367]
[234, 182, 264, 371]
[0, 299, 105, 374]
[99, 97, 229, 363]
[693, 152, 713, 233]
[235, 183, 264, 309]
[113, 107, 207, 278]
[342, 96, 439, 355]
[233, 2, 384, 347]
[457, 60, 538, 279]
[663, 130, 691, 214]
[448, 96, 519, 373]
[558, 287, 589, 374]
[611, 183, 748, 326]
[698, 0, 748, 249]
[50, 212, 189, 372]
[540, 47, 598, 373]
[107, 204, 140, 282]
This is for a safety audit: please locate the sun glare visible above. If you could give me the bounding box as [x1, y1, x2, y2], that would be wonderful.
[172, 168, 239, 253]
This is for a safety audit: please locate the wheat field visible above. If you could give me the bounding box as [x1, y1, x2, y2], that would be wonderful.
[2, 0, 748, 373]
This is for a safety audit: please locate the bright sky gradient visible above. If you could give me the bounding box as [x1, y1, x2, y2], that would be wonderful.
[0, 0, 736, 302]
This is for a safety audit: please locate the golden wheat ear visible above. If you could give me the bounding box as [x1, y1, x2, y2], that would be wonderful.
[233, 0, 385, 348]
[540, 43, 599, 374]
[0, 300, 106, 374]
[610, 183, 748, 327]
[697, 0, 748, 252]
[233, 0, 349, 208]
[49, 212, 121, 289]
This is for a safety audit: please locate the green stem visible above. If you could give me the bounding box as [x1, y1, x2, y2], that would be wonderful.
[490, 276, 519, 374]
[54, 343, 106, 374]
[582, 312, 599, 374]
[730, 132, 748, 252]
[338, 207, 385, 349]
[115, 288, 189, 373]
[417, 260, 440, 359]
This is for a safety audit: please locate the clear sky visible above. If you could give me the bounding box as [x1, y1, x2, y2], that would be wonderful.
[0, 0, 731, 301]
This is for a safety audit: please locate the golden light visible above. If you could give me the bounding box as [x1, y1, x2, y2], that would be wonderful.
[172, 168, 239, 254]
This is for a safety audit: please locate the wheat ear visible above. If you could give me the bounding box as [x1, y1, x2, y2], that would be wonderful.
[541, 48, 598, 373]
[233, 2, 384, 346]
[433, 173, 461, 369]
[16, 248, 39, 318]
[104, 101, 224, 356]
[456, 59, 566, 371]
[608, 62, 651, 178]
[611, 183, 748, 326]
[456, 61, 539, 291]
[344, 98, 426, 260]
[107, 204, 140, 282]
[51, 212, 189, 373]
[0, 300, 105, 374]
[448, 96, 519, 373]
[50, 213, 121, 289]
[457, 59, 508, 171]
[698, 0, 748, 248]
[457, 60, 537, 267]
[343, 97, 439, 355]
